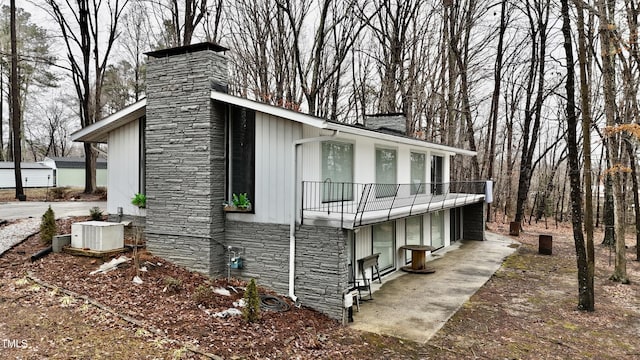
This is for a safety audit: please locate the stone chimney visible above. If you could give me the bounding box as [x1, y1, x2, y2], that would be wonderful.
[144, 43, 228, 277]
[364, 113, 407, 134]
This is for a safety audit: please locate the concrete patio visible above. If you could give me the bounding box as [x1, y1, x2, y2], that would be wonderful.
[350, 232, 518, 343]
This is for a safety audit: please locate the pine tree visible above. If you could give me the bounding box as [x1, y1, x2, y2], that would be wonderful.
[242, 279, 260, 323]
[40, 205, 57, 245]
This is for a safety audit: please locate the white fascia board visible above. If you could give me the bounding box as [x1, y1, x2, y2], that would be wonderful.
[71, 98, 147, 143]
[326, 122, 477, 157]
[210, 91, 327, 129]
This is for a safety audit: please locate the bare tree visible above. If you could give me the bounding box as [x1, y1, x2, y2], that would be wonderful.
[44, 0, 128, 193]
[574, 0, 595, 307]
[562, 0, 593, 310]
[484, 0, 510, 220]
[597, 0, 628, 283]
[145, 0, 222, 47]
[513, 0, 552, 227]
[277, 0, 376, 118]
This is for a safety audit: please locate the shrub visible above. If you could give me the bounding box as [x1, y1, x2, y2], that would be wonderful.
[49, 187, 69, 200]
[242, 278, 260, 323]
[192, 284, 213, 305]
[40, 206, 57, 245]
[164, 277, 182, 293]
[89, 207, 103, 221]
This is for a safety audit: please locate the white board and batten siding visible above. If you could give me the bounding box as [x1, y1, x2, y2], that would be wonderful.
[108, 118, 142, 216]
[227, 112, 302, 224]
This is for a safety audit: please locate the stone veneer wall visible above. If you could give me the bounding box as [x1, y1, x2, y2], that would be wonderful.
[145, 48, 228, 277]
[463, 202, 485, 241]
[225, 220, 349, 321]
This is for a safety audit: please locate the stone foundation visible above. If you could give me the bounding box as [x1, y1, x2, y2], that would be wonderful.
[225, 220, 349, 321]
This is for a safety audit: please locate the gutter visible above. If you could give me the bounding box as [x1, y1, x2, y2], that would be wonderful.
[289, 130, 339, 302]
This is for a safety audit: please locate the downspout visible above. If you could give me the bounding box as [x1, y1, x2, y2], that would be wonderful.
[289, 130, 339, 302]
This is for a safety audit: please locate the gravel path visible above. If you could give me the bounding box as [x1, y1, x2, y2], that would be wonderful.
[0, 218, 40, 256]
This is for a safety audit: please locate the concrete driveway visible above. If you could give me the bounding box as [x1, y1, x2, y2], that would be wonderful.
[350, 232, 518, 343]
[0, 201, 107, 220]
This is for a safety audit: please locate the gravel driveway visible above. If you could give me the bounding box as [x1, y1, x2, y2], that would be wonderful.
[0, 218, 40, 256]
[0, 201, 106, 256]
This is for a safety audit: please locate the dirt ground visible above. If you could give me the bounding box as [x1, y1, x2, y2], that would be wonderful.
[1, 216, 639, 359]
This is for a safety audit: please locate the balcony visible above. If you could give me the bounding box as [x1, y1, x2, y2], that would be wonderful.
[301, 181, 488, 229]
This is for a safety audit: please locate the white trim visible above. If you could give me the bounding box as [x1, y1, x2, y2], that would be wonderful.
[210, 92, 474, 156]
[210, 91, 327, 129]
[327, 122, 475, 156]
[73, 91, 476, 157]
[71, 99, 147, 143]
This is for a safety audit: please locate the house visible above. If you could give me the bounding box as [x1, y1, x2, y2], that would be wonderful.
[41, 157, 108, 188]
[0, 162, 55, 188]
[71, 43, 490, 323]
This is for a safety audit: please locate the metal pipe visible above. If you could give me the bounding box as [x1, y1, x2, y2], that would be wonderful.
[30, 246, 52, 262]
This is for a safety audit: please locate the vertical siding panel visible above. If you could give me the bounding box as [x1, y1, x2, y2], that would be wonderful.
[108, 119, 139, 215]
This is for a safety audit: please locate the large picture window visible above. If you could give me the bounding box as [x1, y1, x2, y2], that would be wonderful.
[229, 106, 255, 206]
[431, 211, 445, 249]
[321, 141, 353, 202]
[373, 222, 395, 273]
[410, 152, 426, 194]
[375, 148, 397, 198]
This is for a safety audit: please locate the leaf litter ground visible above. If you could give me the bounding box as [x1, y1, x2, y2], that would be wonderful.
[0, 216, 639, 359]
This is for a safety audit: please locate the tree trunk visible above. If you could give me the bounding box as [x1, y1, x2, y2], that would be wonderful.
[625, 142, 640, 261]
[486, 0, 508, 221]
[574, 0, 595, 309]
[10, 0, 23, 200]
[562, 0, 593, 310]
[597, 0, 628, 283]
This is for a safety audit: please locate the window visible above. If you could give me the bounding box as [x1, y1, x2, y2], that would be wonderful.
[375, 148, 397, 198]
[431, 155, 444, 195]
[229, 106, 255, 206]
[373, 222, 395, 273]
[410, 152, 426, 194]
[322, 141, 353, 202]
[405, 216, 422, 263]
[431, 211, 444, 248]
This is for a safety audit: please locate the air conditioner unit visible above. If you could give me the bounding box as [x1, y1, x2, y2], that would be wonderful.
[71, 221, 124, 251]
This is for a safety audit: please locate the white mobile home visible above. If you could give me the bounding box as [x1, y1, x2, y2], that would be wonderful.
[0, 162, 55, 188]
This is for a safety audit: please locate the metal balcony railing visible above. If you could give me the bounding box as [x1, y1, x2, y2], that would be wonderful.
[301, 180, 487, 228]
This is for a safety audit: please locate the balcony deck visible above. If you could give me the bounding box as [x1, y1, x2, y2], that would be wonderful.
[301, 181, 488, 229]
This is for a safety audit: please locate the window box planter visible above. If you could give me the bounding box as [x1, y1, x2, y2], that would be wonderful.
[223, 205, 252, 213]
